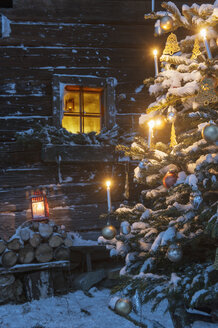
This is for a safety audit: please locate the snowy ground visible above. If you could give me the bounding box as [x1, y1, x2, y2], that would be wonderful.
[0, 288, 217, 328]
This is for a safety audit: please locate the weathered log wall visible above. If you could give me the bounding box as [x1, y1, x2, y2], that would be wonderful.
[0, 0, 213, 239]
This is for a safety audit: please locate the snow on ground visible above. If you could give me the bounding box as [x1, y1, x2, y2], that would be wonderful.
[0, 288, 217, 328]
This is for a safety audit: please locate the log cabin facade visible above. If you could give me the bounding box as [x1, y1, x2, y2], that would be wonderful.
[0, 0, 211, 240]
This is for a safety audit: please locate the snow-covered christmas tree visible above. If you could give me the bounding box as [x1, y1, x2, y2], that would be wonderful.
[99, 1, 218, 327]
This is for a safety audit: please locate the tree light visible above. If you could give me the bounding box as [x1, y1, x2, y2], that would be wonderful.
[200, 28, 207, 40]
[200, 28, 212, 59]
[148, 120, 155, 128]
[106, 180, 111, 188]
[153, 49, 158, 56]
[106, 180, 112, 212]
[153, 49, 159, 76]
[155, 119, 162, 127]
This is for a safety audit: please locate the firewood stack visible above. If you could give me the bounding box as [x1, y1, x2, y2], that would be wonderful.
[0, 221, 74, 268]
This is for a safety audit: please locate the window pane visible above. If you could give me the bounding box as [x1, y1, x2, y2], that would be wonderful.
[64, 91, 80, 113]
[83, 117, 101, 134]
[62, 116, 80, 133]
[83, 92, 101, 114]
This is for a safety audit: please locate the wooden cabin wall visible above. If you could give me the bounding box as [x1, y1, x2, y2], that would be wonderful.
[0, 0, 213, 240]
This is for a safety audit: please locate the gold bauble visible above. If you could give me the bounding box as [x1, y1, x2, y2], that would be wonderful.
[160, 15, 173, 31]
[115, 298, 132, 316]
[202, 124, 218, 143]
[102, 225, 116, 240]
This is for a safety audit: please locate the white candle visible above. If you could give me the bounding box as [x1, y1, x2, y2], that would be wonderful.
[152, 0, 155, 12]
[148, 120, 155, 149]
[153, 49, 158, 76]
[200, 29, 212, 60]
[106, 181, 112, 212]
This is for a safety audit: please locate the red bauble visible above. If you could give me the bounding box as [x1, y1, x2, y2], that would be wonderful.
[163, 170, 178, 189]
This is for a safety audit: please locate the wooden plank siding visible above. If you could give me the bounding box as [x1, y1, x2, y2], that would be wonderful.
[0, 0, 214, 239]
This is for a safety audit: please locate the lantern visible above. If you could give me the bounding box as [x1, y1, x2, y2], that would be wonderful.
[30, 191, 49, 221]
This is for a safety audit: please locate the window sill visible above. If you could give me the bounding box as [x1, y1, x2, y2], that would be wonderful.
[41, 144, 116, 163]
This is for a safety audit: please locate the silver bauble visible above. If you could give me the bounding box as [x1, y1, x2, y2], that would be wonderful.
[102, 225, 116, 240]
[167, 244, 183, 262]
[115, 298, 132, 316]
[202, 124, 218, 143]
[160, 15, 173, 31]
[121, 222, 131, 235]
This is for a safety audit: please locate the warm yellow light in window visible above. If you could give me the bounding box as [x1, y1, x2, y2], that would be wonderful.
[62, 87, 102, 134]
[62, 116, 80, 134]
[84, 92, 101, 114]
[83, 117, 101, 134]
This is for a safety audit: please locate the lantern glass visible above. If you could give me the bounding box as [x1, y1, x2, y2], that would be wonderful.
[30, 192, 49, 221]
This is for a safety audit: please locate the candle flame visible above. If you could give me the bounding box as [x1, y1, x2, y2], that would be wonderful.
[155, 118, 162, 127]
[153, 49, 158, 56]
[148, 120, 155, 128]
[106, 180, 111, 187]
[200, 28, 207, 39]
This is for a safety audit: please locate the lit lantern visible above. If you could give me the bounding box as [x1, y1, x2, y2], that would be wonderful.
[30, 191, 49, 221]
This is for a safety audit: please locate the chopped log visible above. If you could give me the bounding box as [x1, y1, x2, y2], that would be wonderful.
[0, 284, 14, 303]
[7, 237, 23, 251]
[0, 239, 6, 254]
[0, 279, 23, 304]
[56, 225, 67, 239]
[35, 243, 53, 263]
[13, 279, 23, 299]
[39, 223, 53, 239]
[19, 227, 31, 242]
[0, 274, 15, 287]
[24, 270, 53, 301]
[63, 234, 74, 247]
[32, 221, 39, 232]
[19, 245, 35, 264]
[29, 232, 42, 248]
[54, 246, 70, 261]
[60, 231, 67, 239]
[48, 234, 63, 248]
[1, 249, 18, 268]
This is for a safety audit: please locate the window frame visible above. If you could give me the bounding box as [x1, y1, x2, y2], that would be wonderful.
[63, 85, 103, 134]
[52, 75, 116, 132]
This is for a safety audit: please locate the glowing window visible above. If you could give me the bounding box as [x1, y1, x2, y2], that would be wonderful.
[62, 86, 103, 134]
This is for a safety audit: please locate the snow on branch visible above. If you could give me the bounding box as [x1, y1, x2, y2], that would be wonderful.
[144, 1, 218, 33]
